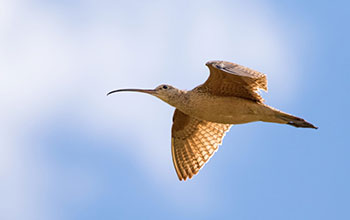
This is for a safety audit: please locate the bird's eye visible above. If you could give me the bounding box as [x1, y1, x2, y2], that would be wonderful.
[162, 85, 168, 89]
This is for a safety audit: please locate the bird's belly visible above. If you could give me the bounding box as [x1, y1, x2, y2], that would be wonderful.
[185, 96, 263, 124]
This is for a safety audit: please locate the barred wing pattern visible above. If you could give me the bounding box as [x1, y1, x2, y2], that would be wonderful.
[198, 60, 268, 102]
[171, 109, 231, 181]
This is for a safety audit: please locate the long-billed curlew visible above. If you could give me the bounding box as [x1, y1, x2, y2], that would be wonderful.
[107, 60, 317, 181]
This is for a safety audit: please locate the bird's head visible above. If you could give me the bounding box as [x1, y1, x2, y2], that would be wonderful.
[107, 84, 184, 106]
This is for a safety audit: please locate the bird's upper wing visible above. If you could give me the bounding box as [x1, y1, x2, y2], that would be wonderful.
[196, 60, 268, 103]
[171, 109, 231, 181]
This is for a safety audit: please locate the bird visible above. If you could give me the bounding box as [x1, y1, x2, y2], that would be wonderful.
[107, 60, 317, 181]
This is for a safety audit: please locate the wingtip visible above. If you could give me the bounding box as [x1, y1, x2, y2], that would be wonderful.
[205, 60, 214, 66]
[205, 60, 222, 67]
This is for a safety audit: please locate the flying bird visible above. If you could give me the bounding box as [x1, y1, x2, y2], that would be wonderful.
[107, 61, 317, 181]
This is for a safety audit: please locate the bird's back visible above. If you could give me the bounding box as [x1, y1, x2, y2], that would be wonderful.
[175, 90, 272, 125]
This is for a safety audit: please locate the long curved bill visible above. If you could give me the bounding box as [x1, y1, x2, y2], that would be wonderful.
[107, 88, 156, 96]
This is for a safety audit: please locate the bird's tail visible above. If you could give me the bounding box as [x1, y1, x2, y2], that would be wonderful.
[276, 112, 318, 129]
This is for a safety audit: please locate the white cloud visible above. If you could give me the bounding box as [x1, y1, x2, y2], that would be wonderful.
[0, 0, 308, 218]
[186, 0, 302, 103]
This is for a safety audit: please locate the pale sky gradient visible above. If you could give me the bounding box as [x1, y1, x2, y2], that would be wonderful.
[1, 0, 349, 220]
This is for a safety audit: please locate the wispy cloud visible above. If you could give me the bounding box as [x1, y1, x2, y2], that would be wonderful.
[0, 0, 307, 219]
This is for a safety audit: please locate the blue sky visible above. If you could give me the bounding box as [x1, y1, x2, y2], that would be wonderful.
[0, 0, 349, 219]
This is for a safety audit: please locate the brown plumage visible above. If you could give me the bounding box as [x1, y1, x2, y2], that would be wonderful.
[171, 109, 231, 180]
[108, 60, 317, 181]
[198, 61, 267, 102]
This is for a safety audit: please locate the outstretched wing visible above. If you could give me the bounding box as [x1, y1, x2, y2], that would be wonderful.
[171, 109, 231, 181]
[196, 60, 268, 103]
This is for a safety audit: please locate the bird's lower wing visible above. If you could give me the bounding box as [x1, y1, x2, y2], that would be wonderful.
[171, 109, 231, 181]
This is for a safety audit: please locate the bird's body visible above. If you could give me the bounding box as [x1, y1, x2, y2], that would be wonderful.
[108, 60, 317, 181]
[169, 89, 282, 125]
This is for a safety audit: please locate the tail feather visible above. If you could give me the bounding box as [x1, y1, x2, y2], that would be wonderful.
[277, 113, 318, 129]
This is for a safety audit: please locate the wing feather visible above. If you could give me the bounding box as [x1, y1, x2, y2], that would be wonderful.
[171, 109, 231, 181]
[196, 60, 268, 102]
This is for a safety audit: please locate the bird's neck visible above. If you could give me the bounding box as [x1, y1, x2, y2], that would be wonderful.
[164, 90, 190, 109]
